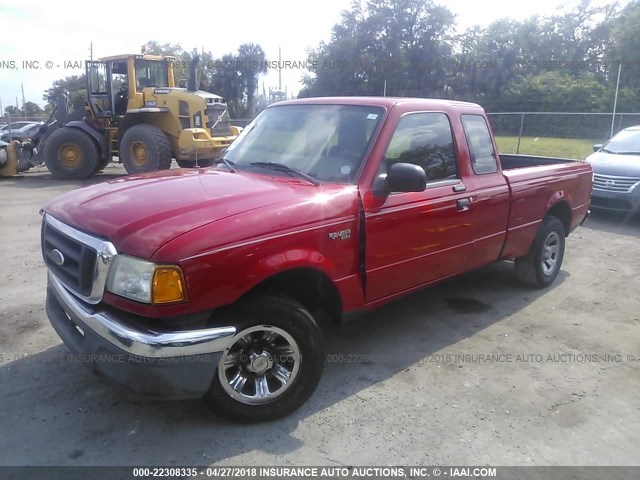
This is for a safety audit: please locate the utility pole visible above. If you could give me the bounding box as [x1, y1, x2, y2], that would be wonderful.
[21, 84, 26, 111]
[610, 62, 622, 138]
[89, 42, 93, 61]
[278, 47, 282, 91]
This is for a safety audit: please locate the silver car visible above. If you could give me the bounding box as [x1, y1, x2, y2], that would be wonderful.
[586, 125, 640, 213]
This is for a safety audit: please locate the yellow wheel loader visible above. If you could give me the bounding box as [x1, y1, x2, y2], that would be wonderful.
[6, 54, 240, 179]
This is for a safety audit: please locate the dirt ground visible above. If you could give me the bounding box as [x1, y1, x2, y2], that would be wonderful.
[0, 163, 639, 467]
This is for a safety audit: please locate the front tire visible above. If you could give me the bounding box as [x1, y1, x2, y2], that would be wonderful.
[515, 215, 566, 288]
[204, 295, 325, 422]
[120, 124, 172, 174]
[44, 127, 99, 179]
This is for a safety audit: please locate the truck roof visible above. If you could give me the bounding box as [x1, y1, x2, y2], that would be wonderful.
[275, 96, 483, 111]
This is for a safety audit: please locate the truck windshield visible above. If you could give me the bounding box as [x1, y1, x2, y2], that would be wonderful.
[224, 104, 384, 183]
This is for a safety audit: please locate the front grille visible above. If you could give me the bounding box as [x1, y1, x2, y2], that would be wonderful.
[206, 104, 232, 137]
[593, 173, 640, 193]
[42, 220, 98, 297]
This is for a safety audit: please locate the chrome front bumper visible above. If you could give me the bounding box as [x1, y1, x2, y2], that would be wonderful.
[46, 272, 236, 398]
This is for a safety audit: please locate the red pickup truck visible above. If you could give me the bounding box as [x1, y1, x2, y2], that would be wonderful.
[42, 97, 592, 422]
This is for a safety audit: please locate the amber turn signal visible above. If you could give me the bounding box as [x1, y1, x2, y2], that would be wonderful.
[151, 266, 186, 304]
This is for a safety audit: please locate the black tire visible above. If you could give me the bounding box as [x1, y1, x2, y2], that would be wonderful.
[204, 295, 325, 422]
[176, 158, 214, 168]
[120, 124, 172, 174]
[44, 127, 99, 179]
[515, 215, 566, 288]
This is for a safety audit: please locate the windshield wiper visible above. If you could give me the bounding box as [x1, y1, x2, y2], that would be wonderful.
[249, 162, 320, 186]
[213, 157, 237, 173]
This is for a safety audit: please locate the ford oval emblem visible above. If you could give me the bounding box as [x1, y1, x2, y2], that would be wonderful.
[51, 248, 65, 266]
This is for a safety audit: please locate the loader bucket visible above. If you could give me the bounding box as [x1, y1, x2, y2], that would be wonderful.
[0, 142, 20, 177]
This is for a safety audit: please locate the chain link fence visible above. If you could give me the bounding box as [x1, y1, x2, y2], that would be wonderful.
[487, 112, 640, 158]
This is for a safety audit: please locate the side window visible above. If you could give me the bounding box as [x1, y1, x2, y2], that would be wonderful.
[461, 115, 498, 174]
[383, 112, 458, 182]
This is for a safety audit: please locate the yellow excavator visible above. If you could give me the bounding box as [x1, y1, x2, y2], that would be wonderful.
[1, 53, 240, 178]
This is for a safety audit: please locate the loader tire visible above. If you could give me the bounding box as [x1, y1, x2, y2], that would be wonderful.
[120, 124, 172, 174]
[44, 127, 99, 179]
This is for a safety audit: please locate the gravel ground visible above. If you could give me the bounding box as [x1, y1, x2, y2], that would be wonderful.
[0, 164, 639, 467]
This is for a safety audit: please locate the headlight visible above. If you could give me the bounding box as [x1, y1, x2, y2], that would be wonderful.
[106, 254, 186, 304]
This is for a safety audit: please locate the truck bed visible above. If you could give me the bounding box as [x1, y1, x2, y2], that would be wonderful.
[498, 154, 592, 260]
[499, 153, 576, 170]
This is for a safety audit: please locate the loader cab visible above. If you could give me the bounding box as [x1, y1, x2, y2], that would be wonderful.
[85, 60, 112, 118]
[85, 54, 177, 118]
[134, 58, 172, 91]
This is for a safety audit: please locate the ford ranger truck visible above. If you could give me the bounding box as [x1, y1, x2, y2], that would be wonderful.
[41, 97, 592, 422]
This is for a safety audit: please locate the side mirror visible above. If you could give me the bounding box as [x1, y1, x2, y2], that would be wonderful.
[592, 144, 603, 152]
[386, 162, 427, 192]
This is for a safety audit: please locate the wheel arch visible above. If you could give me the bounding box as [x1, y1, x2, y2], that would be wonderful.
[546, 199, 571, 236]
[238, 267, 343, 326]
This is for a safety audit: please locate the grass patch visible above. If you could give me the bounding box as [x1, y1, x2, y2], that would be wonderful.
[495, 136, 602, 160]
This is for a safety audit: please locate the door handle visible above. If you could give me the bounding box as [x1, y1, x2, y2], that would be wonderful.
[453, 184, 467, 192]
[457, 197, 472, 211]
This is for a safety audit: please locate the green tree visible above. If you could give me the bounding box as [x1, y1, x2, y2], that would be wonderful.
[43, 75, 86, 110]
[237, 43, 267, 116]
[501, 72, 609, 112]
[301, 0, 455, 98]
[4, 106, 23, 117]
[208, 53, 245, 117]
[23, 101, 44, 117]
[607, 0, 640, 93]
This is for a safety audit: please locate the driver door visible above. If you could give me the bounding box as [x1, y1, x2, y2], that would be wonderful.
[364, 112, 476, 302]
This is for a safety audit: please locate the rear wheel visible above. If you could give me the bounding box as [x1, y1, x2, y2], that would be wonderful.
[120, 124, 172, 174]
[204, 295, 325, 422]
[515, 215, 566, 288]
[44, 127, 99, 179]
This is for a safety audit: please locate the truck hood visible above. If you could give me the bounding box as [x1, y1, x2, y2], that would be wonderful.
[586, 151, 640, 177]
[43, 169, 330, 259]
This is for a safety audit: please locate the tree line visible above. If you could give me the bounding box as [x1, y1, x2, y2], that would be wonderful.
[300, 0, 640, 112]
[16, 0, 640, 117]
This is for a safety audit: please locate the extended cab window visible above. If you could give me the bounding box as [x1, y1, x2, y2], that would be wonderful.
[382, 112, 458, 182]
[461, 115, 498, 174]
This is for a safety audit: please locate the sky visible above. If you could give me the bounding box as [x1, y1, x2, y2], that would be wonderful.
[0, 0, 626, 113]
